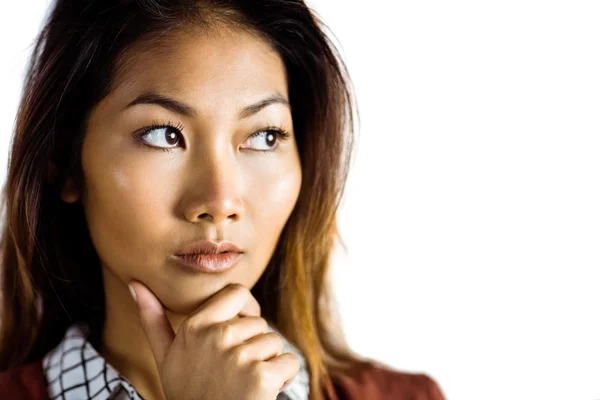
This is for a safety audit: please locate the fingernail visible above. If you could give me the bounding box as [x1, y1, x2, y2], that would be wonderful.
[128, 284, 137, 303]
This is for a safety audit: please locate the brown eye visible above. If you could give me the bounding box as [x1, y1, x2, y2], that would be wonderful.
[164, 127, 180, 145]
[264, 131, 277, 147]
[244, 128, 289, 152]
[138, 125, 183, 149]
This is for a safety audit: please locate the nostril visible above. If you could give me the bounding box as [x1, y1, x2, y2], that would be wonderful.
[195, 212, 239, 223]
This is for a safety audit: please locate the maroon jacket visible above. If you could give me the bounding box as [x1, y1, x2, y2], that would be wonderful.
[0, 358, 446, 399]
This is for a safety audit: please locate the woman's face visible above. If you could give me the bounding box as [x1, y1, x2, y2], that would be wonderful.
[62, 27, 302, 316]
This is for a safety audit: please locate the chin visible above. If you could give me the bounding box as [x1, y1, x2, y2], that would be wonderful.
[155, 277, 246, 316]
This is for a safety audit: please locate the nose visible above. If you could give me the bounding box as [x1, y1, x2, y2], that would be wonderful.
[180, 154, 244, 225]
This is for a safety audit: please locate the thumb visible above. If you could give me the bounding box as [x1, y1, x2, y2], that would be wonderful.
[128, 280, 175, 369]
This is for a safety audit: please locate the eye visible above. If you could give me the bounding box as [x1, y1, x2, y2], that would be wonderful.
[133, 121, 185, 152]
[243, 126, 291, 152]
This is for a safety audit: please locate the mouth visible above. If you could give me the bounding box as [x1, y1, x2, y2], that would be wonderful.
[172, 251, 243, 273]
[172, 239, 243, 273]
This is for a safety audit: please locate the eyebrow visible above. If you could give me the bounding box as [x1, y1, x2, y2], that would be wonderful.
[121, 91, 290, 119]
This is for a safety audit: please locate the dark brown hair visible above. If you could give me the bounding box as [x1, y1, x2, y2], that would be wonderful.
[0, 0, 364, 398]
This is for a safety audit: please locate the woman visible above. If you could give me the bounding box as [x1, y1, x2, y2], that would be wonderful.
[0, 0, 446, 399]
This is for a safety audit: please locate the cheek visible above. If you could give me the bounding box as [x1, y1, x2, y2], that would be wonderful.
[246, 157, 302, 257]
[253, 171, 301, 220]
[80, 144, 175, 276]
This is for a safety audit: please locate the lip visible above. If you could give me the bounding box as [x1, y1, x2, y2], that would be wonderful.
[171, 252, 242, 273]
[176, 239, 242, 256]
[172, 239, 243, 273]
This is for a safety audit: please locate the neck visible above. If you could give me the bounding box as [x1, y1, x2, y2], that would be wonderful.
[99, 267, 184, 400]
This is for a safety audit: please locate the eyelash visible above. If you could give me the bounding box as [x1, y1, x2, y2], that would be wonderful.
[131, 120, 292, 153]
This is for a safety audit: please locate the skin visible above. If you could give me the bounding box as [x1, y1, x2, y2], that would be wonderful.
[61, 26, 302, 399]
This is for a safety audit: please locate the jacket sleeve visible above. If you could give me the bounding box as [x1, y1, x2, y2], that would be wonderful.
[0, 360, 49, 400]
[422, 373, 446, 400]
[333, 362, 447, 400]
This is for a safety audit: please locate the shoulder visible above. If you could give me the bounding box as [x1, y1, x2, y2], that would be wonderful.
[332, 361, 446, 400]
[0, 359, 48, 400]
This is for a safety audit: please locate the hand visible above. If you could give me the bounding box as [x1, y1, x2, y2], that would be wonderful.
[128, 281, 300, 400]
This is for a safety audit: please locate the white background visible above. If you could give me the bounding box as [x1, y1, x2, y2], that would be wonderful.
[2, 1, 600, 399]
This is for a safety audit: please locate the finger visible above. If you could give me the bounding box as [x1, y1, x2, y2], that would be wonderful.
[129, 280, 175, 369]
[234, 332, 283, 362]
[187, 284, 260, 329]
[216, 316, 269, 348]
[280, 377, 294, 392]
[238, 293, 261, 318]
[229, 283, 261, 318]
[263, 353, 301, 386]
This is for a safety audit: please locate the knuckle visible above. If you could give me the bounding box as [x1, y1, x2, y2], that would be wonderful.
[216, 323, 236, 348]
[228, 283, 249, 295]
[232, 345, 251, 365]
[255, 317, 268, 332]
[266, 332, 284, 350]
[288, 353, 301, 371]
[205, 325, 226, 348]
[182, 317, 201, 334]
[249, 361, 265, 379]
[250, 362, 277, 390]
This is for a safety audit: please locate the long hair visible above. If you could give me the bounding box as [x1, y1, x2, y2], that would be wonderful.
[0, 0, 362, 398]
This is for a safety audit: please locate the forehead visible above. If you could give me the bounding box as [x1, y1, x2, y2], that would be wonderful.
[109, 27, 289, 110]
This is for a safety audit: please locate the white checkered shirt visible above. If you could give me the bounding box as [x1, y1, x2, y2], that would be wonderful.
[42, 322, 309, 400]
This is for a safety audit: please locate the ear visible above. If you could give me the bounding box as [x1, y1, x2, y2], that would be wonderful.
[50, 161, 81, 204]
[60, 177, 81, 203]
